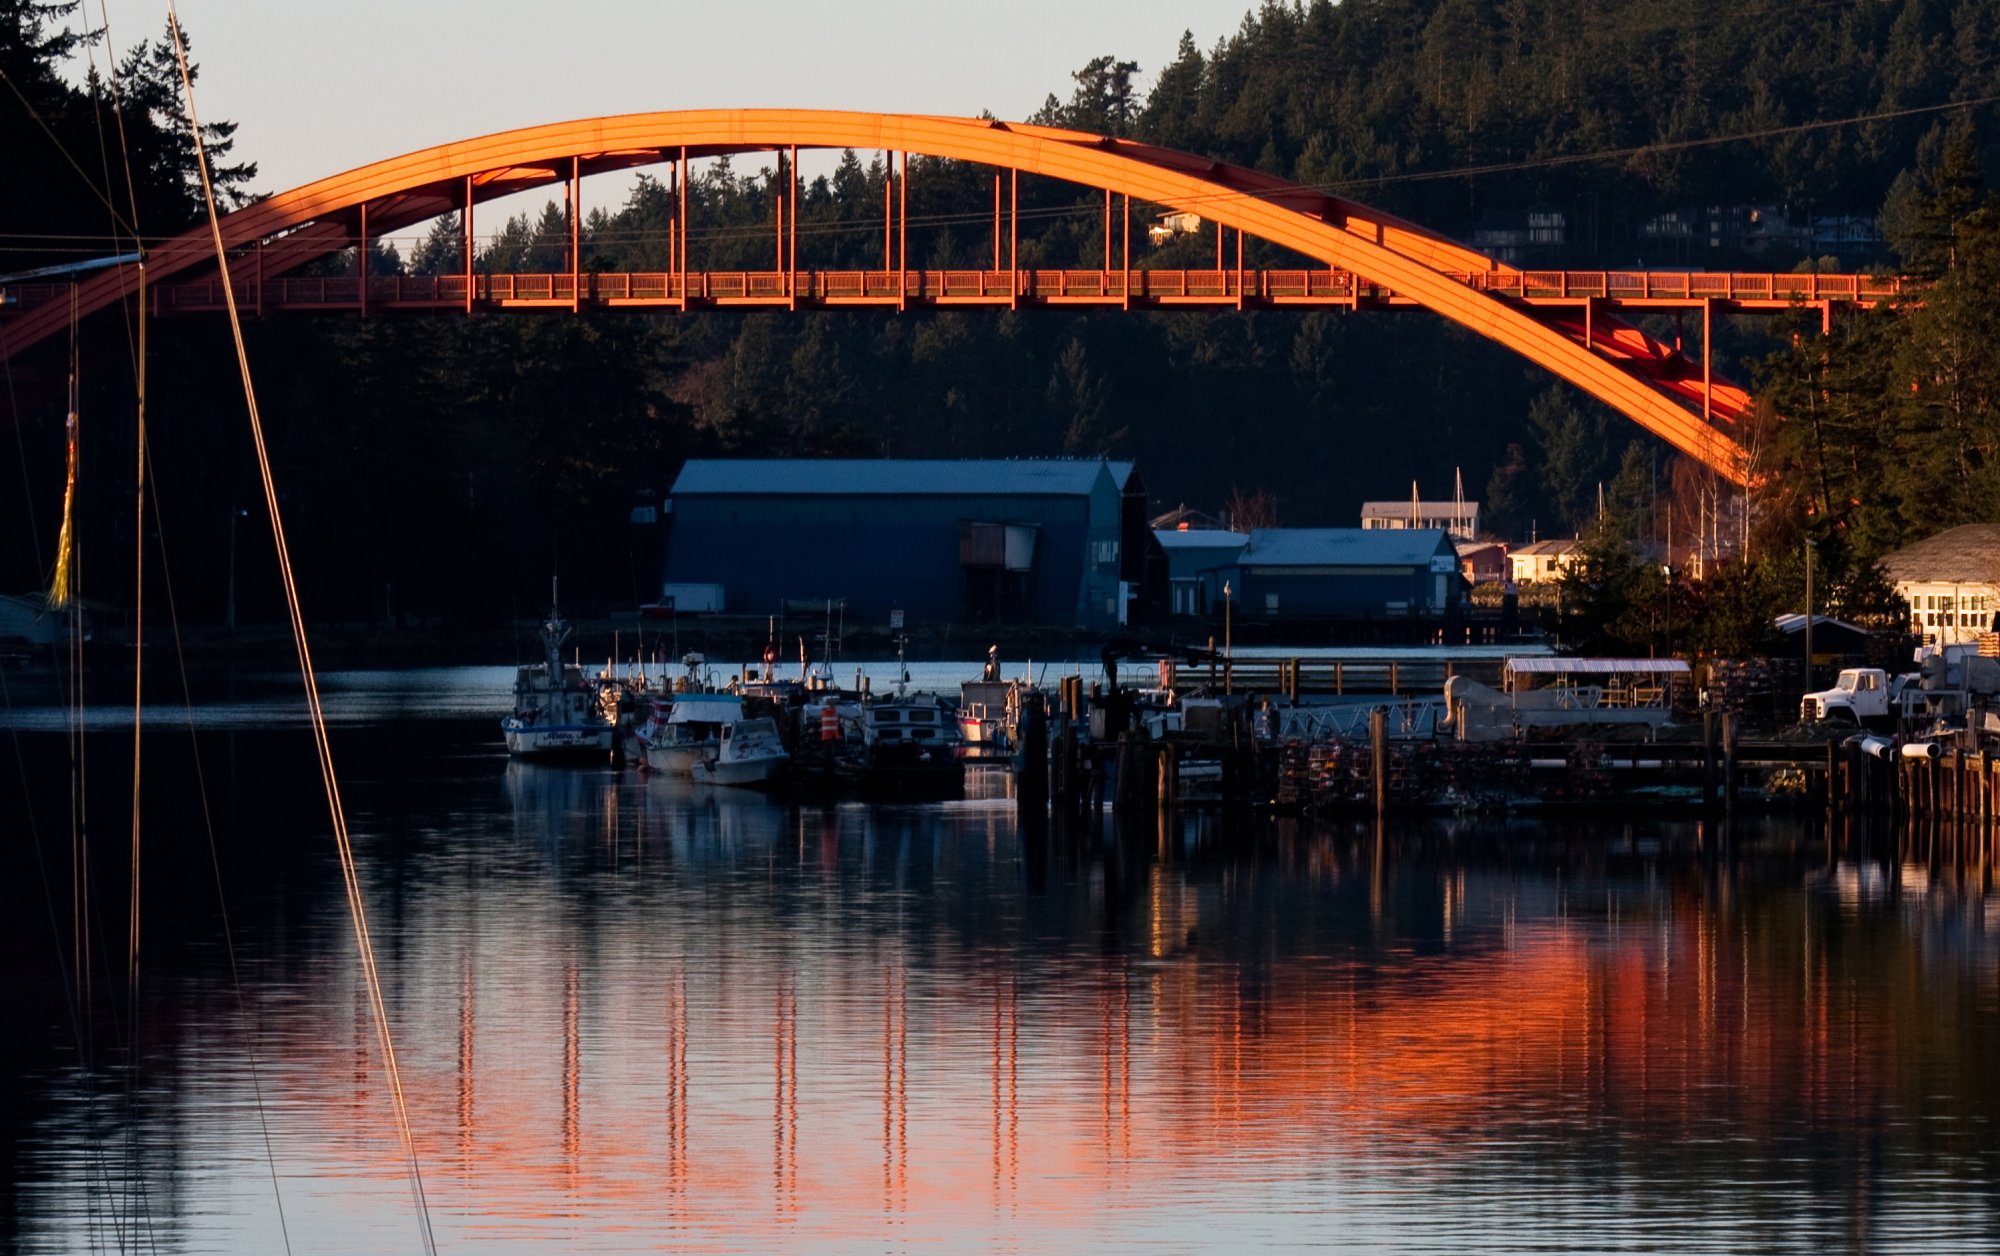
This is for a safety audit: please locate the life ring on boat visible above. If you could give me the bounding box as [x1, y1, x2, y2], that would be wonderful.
[819, 703, 841, 742]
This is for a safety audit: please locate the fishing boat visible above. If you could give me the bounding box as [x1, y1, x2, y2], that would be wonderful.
[840, 693, 965, 796]
[643, 691, 745, 776]
[957, 645, 1021, 761]
[501, 613, 619, 760]
[626, 653, 723, 765]
[690, 716, 791, 787]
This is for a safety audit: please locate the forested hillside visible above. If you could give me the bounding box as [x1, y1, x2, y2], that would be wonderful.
[4, 0, 1997, 626]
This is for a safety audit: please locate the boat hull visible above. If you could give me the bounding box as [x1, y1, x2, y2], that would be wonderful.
[503, 723, 616, 759]
[644, 742, 710, 777]
[691, 754, 790, 787]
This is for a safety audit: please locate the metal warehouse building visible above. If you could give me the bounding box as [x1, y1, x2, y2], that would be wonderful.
[662, 459, 1153, 628]
[1180, 528, 1461, 620]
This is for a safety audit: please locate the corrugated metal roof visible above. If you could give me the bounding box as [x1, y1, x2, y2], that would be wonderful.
[1236, 528, 1451, 567]
[671, 458, 1129, 497]
[1154, 529, 1249, 550]
[1506, 657, 1692, 674]
[1880, 524, 2000, 584]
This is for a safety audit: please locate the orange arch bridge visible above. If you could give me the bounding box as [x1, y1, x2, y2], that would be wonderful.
[0, 110, 1905, 485]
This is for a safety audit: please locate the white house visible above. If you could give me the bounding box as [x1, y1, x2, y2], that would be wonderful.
[1507, 539, 1583, 584]
[1879, 524, 2000, 644]
[1359, 499, 1480, 541]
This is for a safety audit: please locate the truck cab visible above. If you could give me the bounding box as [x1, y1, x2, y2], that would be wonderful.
[1801, 668, 1892, 728]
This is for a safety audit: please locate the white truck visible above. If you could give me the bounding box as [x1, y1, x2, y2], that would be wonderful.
[1800, 668, 1921, 730]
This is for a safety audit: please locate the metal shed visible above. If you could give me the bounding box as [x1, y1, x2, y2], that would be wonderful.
[661, 458, 1152, 628]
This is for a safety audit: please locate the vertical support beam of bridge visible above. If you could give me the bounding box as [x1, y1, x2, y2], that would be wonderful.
[1009, 168, 1019, 311]
[1702, 297, 1712, 429]
[773, 178, 783, 281]
[255, 240, 264, 319]
[1235, 224, 1245, 311]
[992, 174, 1001, 276]
[788, 144, 799, 310]
[1102, 188, 1111, 290]
[463, 175, 475, 315]
[882, 153, 892, 274]
[357, 200, 368, 317]
[569, 155, 581, 313]
[678, 147, 688, 308]
[897, 151, 907, 313]
[1121, 192, 1130, 311]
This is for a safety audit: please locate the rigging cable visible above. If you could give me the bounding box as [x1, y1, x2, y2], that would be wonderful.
[163, 9, 439, 1253]
[88, 0, 294, 1238]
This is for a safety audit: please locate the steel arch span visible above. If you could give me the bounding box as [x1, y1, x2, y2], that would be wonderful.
[0, 109, 1755, 483]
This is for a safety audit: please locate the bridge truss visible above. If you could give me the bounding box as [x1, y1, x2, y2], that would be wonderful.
[0, 110, 1906, 486]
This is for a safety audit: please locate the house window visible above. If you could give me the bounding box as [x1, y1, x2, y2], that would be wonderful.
[1264, 593, 1280, 614]
[1092, 540, 1119, 565]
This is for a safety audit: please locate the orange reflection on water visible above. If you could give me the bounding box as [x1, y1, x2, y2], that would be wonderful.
[216, 844, 1990, 1250]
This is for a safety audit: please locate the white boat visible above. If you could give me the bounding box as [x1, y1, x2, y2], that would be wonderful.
[957, 678, 1018, 760]
[501, 614, 619, 759]
[643, 691, 744, 776]
[690, 716, 790, 787]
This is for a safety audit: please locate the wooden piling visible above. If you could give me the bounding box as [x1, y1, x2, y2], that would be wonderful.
[1016, 691, 1048, 825]
[1721, 711, 1738, 813]
[1704, 716, 1720, 816]
[1983, 750, 1994, 831]
[1370, 706, 1388, 817]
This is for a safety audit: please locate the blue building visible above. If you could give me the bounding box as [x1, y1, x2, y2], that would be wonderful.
[663, 459, 1152, 629]
[1159, 527, 1460, 620]
[1156, 529, 1247, 617]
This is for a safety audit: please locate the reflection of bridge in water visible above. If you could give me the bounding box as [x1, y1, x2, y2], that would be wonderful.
[107, 762, 1996, 1249]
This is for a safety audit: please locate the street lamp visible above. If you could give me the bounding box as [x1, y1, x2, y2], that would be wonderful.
[1223, 579, 1233, 696]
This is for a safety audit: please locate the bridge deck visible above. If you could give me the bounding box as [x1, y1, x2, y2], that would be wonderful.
[3, 267, 1902, 317]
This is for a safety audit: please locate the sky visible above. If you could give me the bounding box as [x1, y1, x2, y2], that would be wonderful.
[77, 0, 1253, 240]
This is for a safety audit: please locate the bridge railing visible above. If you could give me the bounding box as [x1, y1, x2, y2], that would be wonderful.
[1461, 269, 1904, 303]
[2, 267, 1912, 317]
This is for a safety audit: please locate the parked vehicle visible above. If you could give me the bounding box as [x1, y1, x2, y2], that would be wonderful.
[1800, 668, 1916, 730]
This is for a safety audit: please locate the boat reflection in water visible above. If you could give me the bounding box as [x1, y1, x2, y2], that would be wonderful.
[9, 720, 2000, 1254]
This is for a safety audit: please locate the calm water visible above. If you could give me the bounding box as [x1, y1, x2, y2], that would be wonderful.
[2, 667, 1998, 1253]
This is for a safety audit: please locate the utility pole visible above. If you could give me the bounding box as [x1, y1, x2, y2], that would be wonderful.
[1804, 539, 1817, 688]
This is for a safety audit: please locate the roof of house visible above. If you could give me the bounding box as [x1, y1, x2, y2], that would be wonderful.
[1510, 539, 1582, 557]
[1772, 613, 1864, 635]
[1154, 528, 1249, 550]
[1358, 500, 1480, 519]
[1234, 528, 1451, 567]
[671, 458, 1135, 497]
[1150, 503, 1228, 531]
[1879, 524, 2000, 585]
